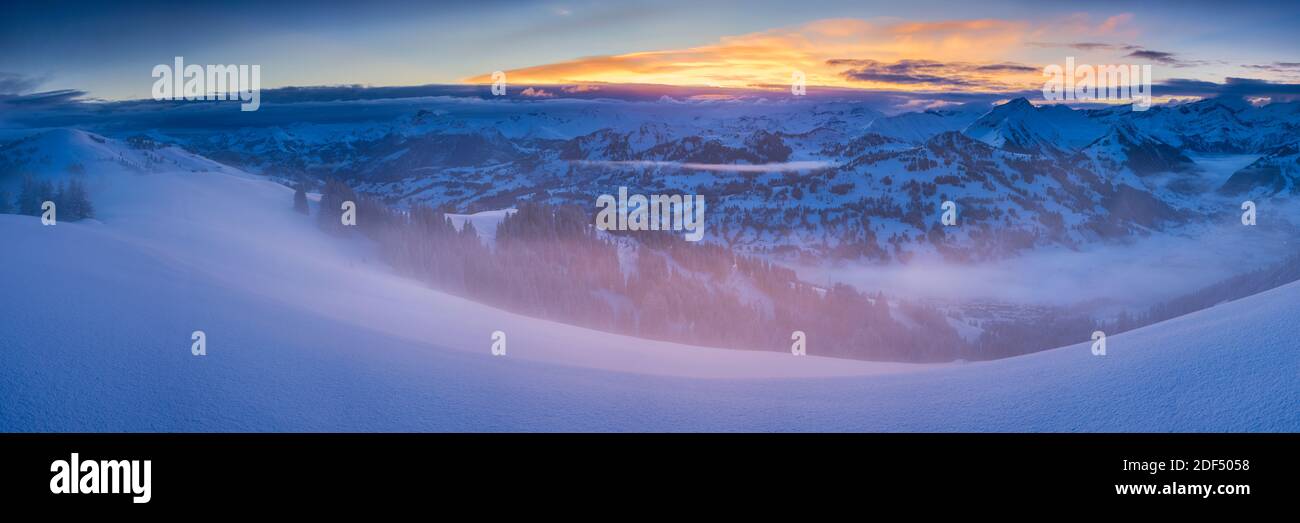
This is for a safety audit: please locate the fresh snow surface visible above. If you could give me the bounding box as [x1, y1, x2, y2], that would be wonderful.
[445, 208, 517, 242]
[1, 131, 1296, 432]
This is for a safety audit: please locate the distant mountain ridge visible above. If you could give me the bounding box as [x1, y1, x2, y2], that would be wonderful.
[4, 95, 1299, 263]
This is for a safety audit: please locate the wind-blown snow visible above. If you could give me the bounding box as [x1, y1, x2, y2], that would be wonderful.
[0, 131, 1295, 431]
[446, 208, 517, 242]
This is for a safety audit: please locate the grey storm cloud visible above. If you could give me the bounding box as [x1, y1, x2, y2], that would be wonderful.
[1028, 42, 1139, 52]
[827, 59, 1037, 88]
[1244, 62, 1300, 73]
[974, 63, 1040, 73]
[0, 72, 48, 95]
[1029, 42, 1204, 68]
[1126, 49, 1180, 64]
[1157, 77, 1300, 100]
[1125, 48, 1210, 68]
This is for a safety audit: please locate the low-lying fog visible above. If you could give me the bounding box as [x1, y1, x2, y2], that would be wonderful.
[801, 154, 1299, 313]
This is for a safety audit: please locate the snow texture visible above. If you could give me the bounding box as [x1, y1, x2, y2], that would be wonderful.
[0, 130, 1295, 432]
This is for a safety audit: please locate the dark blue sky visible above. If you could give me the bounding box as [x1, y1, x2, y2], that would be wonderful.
[2, 0, 1297, 100]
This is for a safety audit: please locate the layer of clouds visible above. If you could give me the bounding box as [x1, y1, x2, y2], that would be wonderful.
[5, 76, 1300, 127]
[1156, 77, 1300, 100]
[0, 89, 87, 105]
[463, 17, 1043, 90]
[0, 74, 87, 111]
[0, 72, 47, 95]
[1244, 62, 1300, 74]
[828, 59, 1037, 89]
[519, 87, 555, 97]
[1030, 42, 1205, 68]
[1028, 41, 1132, 52]
[1124, 48, 1205, 68]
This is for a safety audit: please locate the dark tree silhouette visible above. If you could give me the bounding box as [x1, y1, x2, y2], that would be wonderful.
[62, 178, 95, 221]
[293, 182, 309, 214]
[340, 197, 970, 363]
[316, 178, 358, 234]
[0, 189, 13, 214]
[17, 176, 41, 216]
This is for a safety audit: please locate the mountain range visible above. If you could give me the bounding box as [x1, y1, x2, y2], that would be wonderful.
[1, 122, 1295, 431]
[3, 95, 1299, 263]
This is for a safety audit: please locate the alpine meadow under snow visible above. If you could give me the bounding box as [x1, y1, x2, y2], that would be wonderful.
[0, 123, 1296, 431]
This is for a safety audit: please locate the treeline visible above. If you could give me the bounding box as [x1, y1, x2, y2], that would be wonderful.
[303, 180, 1300, 363]
[307, 184, 969, 362]
[971, 312, 1103, 360]
[970, 251, 1300, 360]
[1115, 251, 1300, 333]
[0, 175, 95, 221]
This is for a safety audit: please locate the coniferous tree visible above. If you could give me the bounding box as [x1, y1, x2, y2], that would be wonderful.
[316, 178, 358, 234]
[316, 178, 341, 231]
[0, 189, 13, 214]
[63, 178, 94, 220]
[38, 180, 56, 215]
[319, 196, 978, 363]
[459, 220, 479, 243]
[293, 182, 309, 214]
[81, 179, 95, 219]
[17, 175, 41, 216]
[53, 181, 67, 215]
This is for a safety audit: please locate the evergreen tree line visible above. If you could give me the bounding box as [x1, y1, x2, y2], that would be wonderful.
[312, 188, 972, 362]
[971, 251, 1300, 360]
[1112, 251, 1300, 336]
[0, 175, 95, 221]
[293, 181, 309, 214]
[304, 183, 1300, 363]
[315, 178, 358, 234]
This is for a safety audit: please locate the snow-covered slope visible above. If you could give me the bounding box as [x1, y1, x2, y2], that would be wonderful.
[0, 130, 1295, 431]
[1125, 97, 1300, 153]
[963, 98, 1106, 154]
[865, 103, 988, 143]
[15, 95, 1297, 264]
[1082, 121, 1195, 178]
[1218, 142, 1300, 198]
[0, 128, 245, 192]
[446, 208, 517, 241]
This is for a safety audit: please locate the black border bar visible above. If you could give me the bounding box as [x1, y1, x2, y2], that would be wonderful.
[0, 433, 1292, 510]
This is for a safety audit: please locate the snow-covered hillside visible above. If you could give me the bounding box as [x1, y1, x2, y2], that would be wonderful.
[864, 103, 988, 143]
[0, 130, 1295, 431]
[963, 97, 1104, 154]
[8, 95, 1300, 263]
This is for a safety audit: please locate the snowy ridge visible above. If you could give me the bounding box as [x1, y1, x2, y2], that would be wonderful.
[1219, 142, 1300, 198]
[864, 103, 988, 144]
[0, 131, 1295, 431]
[11, 95, 1300, 263]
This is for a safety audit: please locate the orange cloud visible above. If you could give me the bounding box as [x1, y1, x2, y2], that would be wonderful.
[465, 16, 1143, 92]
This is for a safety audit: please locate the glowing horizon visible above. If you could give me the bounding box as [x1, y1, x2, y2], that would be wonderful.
[459, 15, 1293, 98]
[3, 1, 1298, 102]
